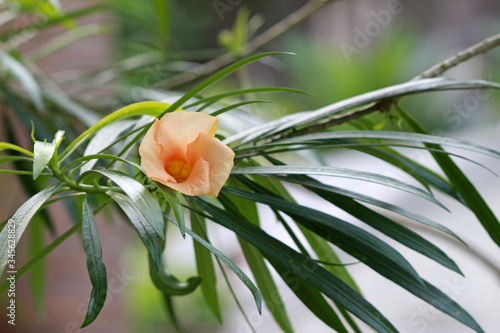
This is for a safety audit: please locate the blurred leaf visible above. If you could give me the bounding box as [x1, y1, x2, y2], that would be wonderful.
[157, 52, 294, 118]
[106, 191, 162, 270]
[29, 216, 46, 319]
[81, 170, 164, 238]
[80, 197, 107, 328]
[190, 211, 222, 322]
[210, 100, 271, 117]
[0, 142, 34, 157]
[0, 50, 44, 111]
[0, 183, 62, 277]
[185, 87, 311, 109]
[33, 141, 56, 180]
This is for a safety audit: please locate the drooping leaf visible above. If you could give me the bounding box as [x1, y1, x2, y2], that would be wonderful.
[80, 198, 107, 328]
[170, 213, 262, 314]
[81, 170, 164, 238]
[191, 197, 397, 333]
[190, 211, 222, 322]
[106, 191, 162, 270]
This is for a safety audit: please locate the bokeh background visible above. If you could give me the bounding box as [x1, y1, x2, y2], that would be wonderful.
[1, 0, 500, 332]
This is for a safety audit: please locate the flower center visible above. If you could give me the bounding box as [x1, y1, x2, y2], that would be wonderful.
[165, 160, 192, 183]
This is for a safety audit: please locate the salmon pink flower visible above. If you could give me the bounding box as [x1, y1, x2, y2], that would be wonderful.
[139, 111, 234, 197]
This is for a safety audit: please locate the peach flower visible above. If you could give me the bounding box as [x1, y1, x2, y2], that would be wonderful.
[139, 111, 234, 197]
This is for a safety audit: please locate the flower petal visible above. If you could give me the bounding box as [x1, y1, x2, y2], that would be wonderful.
[139, 119, 176, 184]
[166, 157, 211, 196]
[187, 133, 235, 197]
[156, 112, 218, 161]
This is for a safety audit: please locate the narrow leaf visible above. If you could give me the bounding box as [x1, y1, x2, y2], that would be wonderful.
[82, 170, 164, 238]
[107, 191, 162, 270]
[158, 185, 185, 238]
[80, 198, 107, 328]
[0, 183, 62, 277]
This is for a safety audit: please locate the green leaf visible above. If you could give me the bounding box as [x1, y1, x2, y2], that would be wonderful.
[269, 259, 348, 333]
[60, 101, 170, 161]
[80, 197, 107, 328]
[149, 255, 202, 296]
[0, 183, 62, 277]
[0, 50, 44, 111]
[158, 185, 185, 238]
[274, 130, 500, 159]
[209, 100, 271, 117]
[232, 166, 444, 208]
[82, 170, 164, 238]
[33, 141, 56, 180]
[190, 211, 222, 322]
[184, 87, 311, 109]
[237, 78, 500, 144]
[29, 216, 46, 319]
[171, 213, 262, 314]
[397, 107, 500, 248]
[157, 52, 294, 119]
[191, 197, 397, 333]
[106, 191, 162, 270]
[272, 174, 464, 243]
[227, 194, 293, 333]
[80, 120, 136, 174]
[0, 142, 34, 157]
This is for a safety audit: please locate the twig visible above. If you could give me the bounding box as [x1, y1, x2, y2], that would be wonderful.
[274, 32, 500, 140]
[158, 0, 334, 89]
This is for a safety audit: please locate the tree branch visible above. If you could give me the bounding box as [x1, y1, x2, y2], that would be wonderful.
[274, 32, 500, 140]
[158, 0, 334, 89]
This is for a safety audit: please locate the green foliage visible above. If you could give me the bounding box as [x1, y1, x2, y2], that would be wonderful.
[1, 2, 500, 332]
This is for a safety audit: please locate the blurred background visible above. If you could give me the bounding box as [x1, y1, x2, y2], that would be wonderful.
[1, 0, 500, 332]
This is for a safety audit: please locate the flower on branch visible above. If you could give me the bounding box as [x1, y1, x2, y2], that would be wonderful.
[139, 111, 234, 197]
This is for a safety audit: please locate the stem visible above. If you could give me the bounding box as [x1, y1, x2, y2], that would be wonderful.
[272, 33, 500, 140]
[158, 0, 334, 89]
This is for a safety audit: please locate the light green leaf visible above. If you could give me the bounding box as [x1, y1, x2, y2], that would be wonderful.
[60, 101, 170, 161]
[33, 141, 56, 180]
[0, 183, 62, 277]
[106, 191, 162, 270]
[0, 142, 34, 157]
[0, 50, 44, 111]
[80, 198, 107, 328]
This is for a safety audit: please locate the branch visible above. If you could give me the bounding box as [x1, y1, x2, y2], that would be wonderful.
[274, 32, 500, 140]
[158, 0, 334, 89]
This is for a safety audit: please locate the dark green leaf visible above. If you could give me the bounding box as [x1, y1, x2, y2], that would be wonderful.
[158, 185, 185, 238]
[80, 198, 107, 328]
[106, 191, 162, 270]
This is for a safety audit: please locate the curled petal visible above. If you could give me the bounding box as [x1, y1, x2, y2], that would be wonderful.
[187, 133, 235, 197]
[156, 111, 218, 162]
[139, 119, 176, 184]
